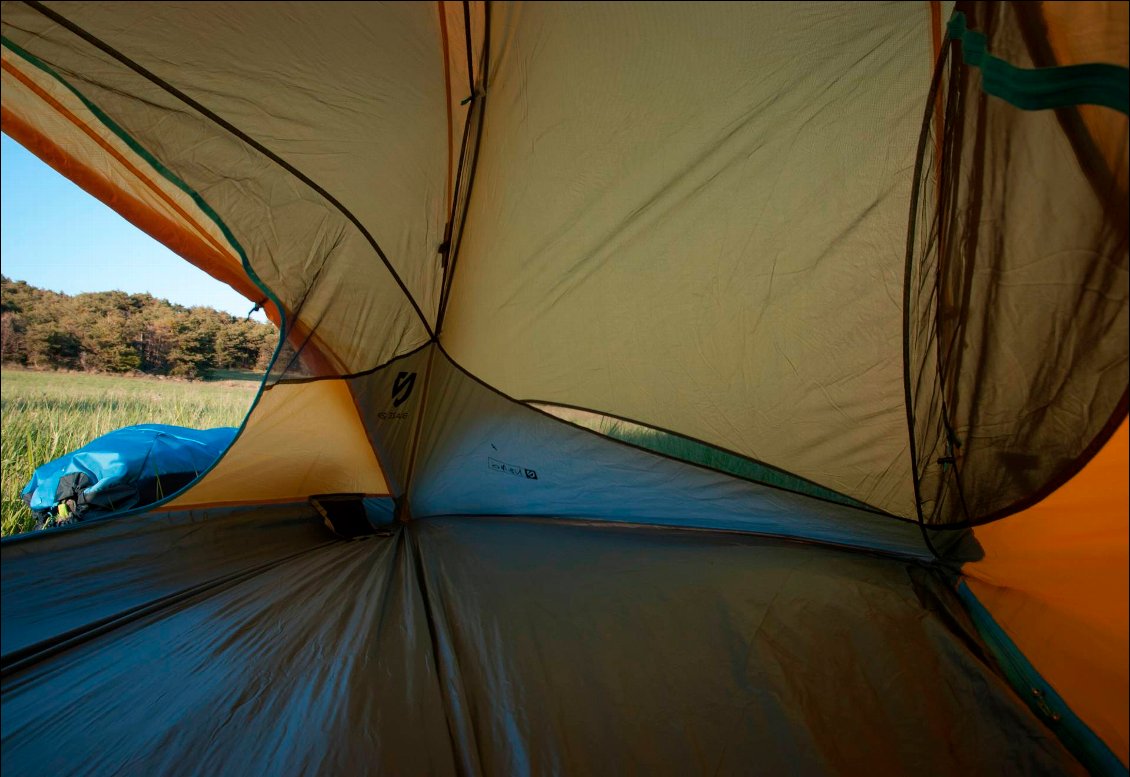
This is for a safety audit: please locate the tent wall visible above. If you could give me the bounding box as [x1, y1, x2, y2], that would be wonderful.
[440, 2, 948, 518]
[904, 0, 1129, 526]
[161, 379, 390, 510]
[2, 1, 1121, 530]
[1, 3, 1127, 771]
[965, 420, 1130, 766]
[347, 344, 437, 496]
[1, 1, 438, 380]
[902, 2, 1129, 760]
[409, 346, 945, 559]
[0, 43, 270, 321]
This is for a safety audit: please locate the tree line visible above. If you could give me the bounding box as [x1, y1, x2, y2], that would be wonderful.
[1, 276, 277, 378]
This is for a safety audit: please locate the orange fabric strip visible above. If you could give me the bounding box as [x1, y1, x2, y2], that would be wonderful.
[2, 57, 231, 258]
[438, 0, 455, 211]
[1, 56, 355, 373]
[966, 420, 1129, 763]
[1, 104, 281, 326]
[930, 0, 943, 209]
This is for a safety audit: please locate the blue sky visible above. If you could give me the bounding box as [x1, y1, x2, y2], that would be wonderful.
[1, 133, 266, 321]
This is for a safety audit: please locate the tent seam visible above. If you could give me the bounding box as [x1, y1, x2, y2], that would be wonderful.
[434, 342, 915, 525]
[19, 0, 437, 339]
[523, 398, 880, 515]
[435, 0, 492, 337]
[0, 35, 287, 529]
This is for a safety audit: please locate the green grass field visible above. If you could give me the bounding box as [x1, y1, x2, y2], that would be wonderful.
[1, 369, 257, 537]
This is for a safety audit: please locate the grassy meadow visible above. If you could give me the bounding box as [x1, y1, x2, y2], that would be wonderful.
[1, 368, 258, 536]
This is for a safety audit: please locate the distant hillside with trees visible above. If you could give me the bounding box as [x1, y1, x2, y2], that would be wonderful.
[1, 276, 277, 379]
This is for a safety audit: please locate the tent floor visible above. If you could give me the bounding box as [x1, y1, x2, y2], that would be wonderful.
[2, 512, 1083, 775]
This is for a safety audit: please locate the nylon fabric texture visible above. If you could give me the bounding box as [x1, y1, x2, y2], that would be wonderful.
[1, 513, 1087, 777]
[0, 1, 1127, 770]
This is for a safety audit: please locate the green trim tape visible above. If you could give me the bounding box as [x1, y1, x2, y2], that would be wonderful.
[957, 582, 1128, 776]
[947, 11, 1129, 116]
[0, 36, 288, 523]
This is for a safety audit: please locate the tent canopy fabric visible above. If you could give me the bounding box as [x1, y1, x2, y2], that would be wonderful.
[1, 1, 1126, 773]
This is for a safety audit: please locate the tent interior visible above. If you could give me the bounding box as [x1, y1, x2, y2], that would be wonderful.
[1, 2, 1126, 775]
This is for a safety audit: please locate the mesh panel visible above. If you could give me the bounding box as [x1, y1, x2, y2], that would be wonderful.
[906, 2, 1129, 526]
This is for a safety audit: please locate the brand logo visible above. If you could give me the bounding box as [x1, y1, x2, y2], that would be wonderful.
[488, 457, 538, 480]
[392, 371, 416, 407]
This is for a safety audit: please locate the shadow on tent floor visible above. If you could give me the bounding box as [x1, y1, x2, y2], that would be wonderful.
[1, 509, 1083, 776]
